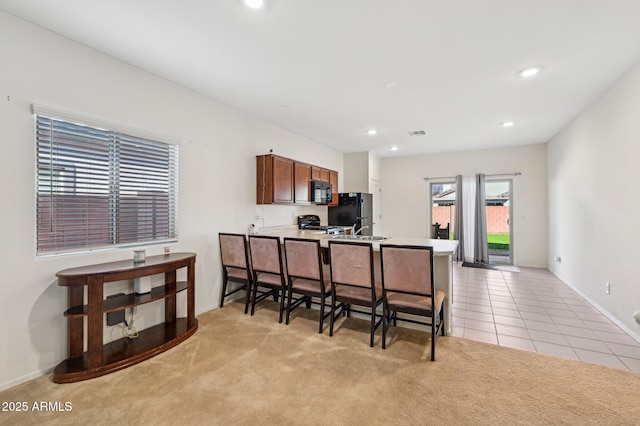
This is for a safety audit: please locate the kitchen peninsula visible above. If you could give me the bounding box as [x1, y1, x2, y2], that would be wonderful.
[257, 227, 459, 335]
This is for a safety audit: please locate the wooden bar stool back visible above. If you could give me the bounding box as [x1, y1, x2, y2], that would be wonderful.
[218, 233, 252, 314]
[283, 238, 332, 333]
[248, 235, 287, 323]
[380, 244, 445, 361]
[328, 241, 383, 347]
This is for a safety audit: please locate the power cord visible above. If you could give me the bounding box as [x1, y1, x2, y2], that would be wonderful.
[119, 307, 139, 339]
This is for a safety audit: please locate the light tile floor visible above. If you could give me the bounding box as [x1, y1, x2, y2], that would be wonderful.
[450, 263, 640, 372]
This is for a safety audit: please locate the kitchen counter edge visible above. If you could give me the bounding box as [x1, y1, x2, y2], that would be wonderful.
[255, 227, 459, 255]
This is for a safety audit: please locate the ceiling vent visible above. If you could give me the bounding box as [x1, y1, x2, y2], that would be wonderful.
[408, 130, 427, 136]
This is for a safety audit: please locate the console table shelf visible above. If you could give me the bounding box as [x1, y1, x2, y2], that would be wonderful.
[53, 318, 196, 382]
[63, 281, 189, 317]
[54, 252, 197, 384]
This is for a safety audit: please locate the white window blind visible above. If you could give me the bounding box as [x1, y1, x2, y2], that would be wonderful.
[35, 112, 179, 255]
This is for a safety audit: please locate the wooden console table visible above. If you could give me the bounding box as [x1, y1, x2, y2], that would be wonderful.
[53, 252, 198, 383]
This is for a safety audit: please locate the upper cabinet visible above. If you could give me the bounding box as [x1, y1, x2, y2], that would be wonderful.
[311, 166, 329, 182]
[257, 154, 338, 205]
[294, 162, 312, 204]
[329, 170, 338, 206]
[257, 155, 294, 204]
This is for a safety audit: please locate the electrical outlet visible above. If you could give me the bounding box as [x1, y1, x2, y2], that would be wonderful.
[605, 282, 611, 295]
[555, 256, 561, 263]
[106, 293, 126, 325]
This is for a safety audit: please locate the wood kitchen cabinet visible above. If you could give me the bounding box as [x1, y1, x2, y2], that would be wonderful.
[257, 154, 294, 204]
[311, 166, 329, 182]
[329, 170, 339, 206]
[294, 161, 312, 203]
[257, 154, 338, 205]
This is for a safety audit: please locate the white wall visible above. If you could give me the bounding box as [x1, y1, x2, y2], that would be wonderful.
[382, 144, 548, 268]
[368, 152, 382, 182]
[343, 151, 382, 193]
[343, 152, 369, 193]
[0, 12, 342, 390]
[254, 121, 342, 171]
[548, 63, 640, 338]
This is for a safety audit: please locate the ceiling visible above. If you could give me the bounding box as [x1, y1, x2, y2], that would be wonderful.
[2, 1, 640, 157]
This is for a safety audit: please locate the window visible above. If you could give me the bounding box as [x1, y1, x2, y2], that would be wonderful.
[35, 109, 179, 255]
[430, 181, 456, 239]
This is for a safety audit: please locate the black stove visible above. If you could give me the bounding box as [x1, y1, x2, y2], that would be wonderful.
[297, 215, 344, 234]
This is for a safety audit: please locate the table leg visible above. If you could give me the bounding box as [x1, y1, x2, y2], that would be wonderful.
[86, 275, 104, 369]
[165, 270, 176, 323]
[187, 257, 196, 328]
[67, 286, 84, 359]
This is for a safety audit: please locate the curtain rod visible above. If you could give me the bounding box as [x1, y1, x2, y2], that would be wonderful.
[423, 172, 521, 182]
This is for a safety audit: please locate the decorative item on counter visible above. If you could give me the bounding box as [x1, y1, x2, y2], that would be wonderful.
[133, 249, 146, 263]
[164, 246, 171, 254]
[249, 224, 258, 235]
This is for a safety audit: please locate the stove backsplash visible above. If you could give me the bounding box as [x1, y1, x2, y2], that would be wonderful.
[255, 204, 327, 230]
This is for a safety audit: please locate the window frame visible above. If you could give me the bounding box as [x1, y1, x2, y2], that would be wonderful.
[429, 179, 456, 240]
[33, 104, 180, 256]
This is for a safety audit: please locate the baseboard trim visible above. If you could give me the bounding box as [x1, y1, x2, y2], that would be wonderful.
[549, 270, 640, 345]
[0, 365, 55, 393]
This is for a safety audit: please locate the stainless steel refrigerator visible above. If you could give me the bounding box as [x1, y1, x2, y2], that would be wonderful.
[328, 193, 373, 236]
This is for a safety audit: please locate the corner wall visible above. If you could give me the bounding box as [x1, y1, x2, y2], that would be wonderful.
[548, 62, 640, 338]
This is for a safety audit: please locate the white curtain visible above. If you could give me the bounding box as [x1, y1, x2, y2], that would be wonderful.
[462, 176, 476, 263]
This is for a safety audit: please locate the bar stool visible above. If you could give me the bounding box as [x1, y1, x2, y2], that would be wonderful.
[218, 233, 252, 314]
[380, 244, 445, 361]
[283, 237, 332, 333]
[248, 235, 287, 323]
[328, 240, 383, 347]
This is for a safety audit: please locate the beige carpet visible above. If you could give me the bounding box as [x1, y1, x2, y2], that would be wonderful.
[2, 300, 640, 425]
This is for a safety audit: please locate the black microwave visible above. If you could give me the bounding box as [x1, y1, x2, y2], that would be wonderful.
[311, 180, 332, 204]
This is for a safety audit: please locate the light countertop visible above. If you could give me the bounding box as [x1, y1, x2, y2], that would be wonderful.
[256, 226, 459, 256]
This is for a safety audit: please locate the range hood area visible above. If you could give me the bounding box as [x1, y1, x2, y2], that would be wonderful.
[310, 180, 332, 204]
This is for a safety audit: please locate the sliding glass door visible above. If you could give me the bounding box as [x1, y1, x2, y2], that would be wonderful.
[485, 179, 512, 265]
[430, 181, 456, 239]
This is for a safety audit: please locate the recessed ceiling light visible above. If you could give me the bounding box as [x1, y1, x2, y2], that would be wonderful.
[390, 146, 399, 151]
[518, 67, 541, 78]
[366, 129, 377, 136]
[280, 105, 290, 111]
[244, 0, 266, 9]
[502, 121, 515, 128]
[384, 82, 398, 89]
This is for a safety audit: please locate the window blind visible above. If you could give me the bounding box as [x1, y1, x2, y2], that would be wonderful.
[35, 114, 179, 255]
